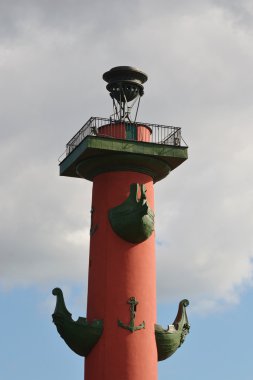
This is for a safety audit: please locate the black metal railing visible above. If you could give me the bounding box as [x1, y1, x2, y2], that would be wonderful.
[59, 117, 187, 162]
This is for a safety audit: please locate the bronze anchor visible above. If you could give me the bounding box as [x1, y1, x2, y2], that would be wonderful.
[118, 297, 145, 333]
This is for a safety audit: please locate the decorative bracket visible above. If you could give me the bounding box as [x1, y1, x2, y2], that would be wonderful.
[52, 288, 103, 357]
[109, 183, 154, 244]
[155, 299, 190, 361]
[118, 297, 145, 333]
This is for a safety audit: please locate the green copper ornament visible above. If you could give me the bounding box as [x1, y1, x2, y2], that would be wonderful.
[52, 288, 103, 357]
[118, 297, 145, 333]
[109, 183, 154, 244]
[155, 299, 190, 361]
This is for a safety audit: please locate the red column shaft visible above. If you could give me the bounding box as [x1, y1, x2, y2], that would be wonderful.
[85, 171, 157, 380]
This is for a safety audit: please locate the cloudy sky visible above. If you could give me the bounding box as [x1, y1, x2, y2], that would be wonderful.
[1, 0, 253, 379]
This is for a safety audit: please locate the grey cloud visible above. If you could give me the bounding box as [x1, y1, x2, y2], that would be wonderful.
[211, 0, 253, 28]
[0, 0, 143, 43]
[0, 160, 92, 288]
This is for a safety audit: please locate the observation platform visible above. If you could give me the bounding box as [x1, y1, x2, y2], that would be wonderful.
[59, 117, 188, 183]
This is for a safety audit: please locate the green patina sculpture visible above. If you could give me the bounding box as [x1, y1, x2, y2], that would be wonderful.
[155, 299, 190, 361]
[118, 297, 145, 333]
[52, 288, 103, 357]
[109, 183, 154, 244]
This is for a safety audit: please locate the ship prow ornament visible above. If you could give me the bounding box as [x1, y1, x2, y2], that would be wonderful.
[52, 288, 103, 357]
[109, 183, 154, 243]
[155, 299, 190, 361]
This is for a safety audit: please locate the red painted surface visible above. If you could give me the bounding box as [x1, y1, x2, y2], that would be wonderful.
[136, 125, 151, 142]
[85, 171, 157, 380]
[98, 122, 152, 142]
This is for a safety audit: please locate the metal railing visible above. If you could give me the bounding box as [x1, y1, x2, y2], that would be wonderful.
[59, 117, 187, 162]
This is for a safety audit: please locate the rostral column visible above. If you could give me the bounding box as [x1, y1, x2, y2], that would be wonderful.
[52, 66, 190, 380]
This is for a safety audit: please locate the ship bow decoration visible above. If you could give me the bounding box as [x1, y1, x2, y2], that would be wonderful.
[52, 288, 103, 357]
[155, 299, 190, 361]
[108, 183, 154, 244]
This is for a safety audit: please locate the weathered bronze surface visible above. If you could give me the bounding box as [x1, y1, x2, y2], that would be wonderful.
[109, 183, 154, 244]
[118, 297, 145, 333]
[52, 288, 103, 357]
[155, 299, 190, 361]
